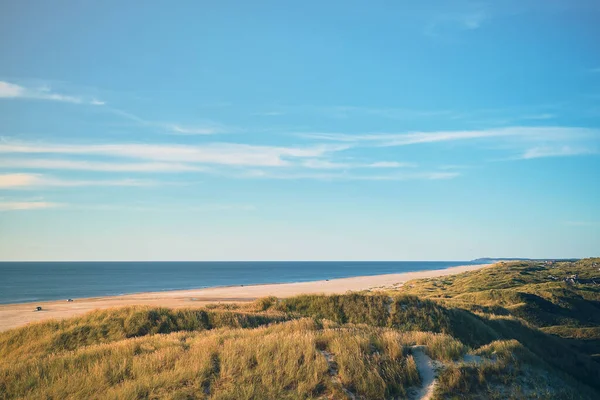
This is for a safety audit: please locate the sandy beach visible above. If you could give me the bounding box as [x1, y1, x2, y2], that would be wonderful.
[0, 263, 491, 332]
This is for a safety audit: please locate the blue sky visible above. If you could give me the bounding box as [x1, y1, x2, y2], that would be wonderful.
[0, 0, 599, 261]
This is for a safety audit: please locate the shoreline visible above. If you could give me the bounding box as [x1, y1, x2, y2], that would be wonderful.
[0, 263, 492, 332]
[0, 261, 482, 306]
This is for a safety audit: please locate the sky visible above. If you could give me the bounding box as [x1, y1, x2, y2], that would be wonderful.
[0, 0, 599, 261]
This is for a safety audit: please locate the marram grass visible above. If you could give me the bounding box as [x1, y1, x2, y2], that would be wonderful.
[1, 258, 600, 399]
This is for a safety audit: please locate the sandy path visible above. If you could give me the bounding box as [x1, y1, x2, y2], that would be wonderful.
[0, 263, 490, 332]
[410, 346, 437, 400]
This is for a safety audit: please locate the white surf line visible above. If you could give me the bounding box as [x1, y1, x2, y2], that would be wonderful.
[409, 345, 437, 400]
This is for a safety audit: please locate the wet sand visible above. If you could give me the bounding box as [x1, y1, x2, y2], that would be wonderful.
[0, 263, 491, 332]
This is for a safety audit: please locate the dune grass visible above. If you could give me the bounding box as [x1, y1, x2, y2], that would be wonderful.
[436, 339, 592, 400]
[0, 306, 288, 363]
[1, 319, 429, 400]
[2, 258, 600, 399]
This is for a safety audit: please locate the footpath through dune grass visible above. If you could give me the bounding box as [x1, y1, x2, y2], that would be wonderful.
[2, 316, 442, 399]
[1, 258, 600, 399]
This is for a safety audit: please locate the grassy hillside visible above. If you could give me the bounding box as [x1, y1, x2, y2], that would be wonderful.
[1, 258, 599, 399]
[397, 258, 600, 360]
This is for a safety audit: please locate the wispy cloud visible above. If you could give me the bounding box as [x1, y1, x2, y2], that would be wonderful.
[425, 9, 487, 37]
[258, 103, 568, 124]
[108, 108, 227, 135]
[520, 113, 555, 121]
[300, 126, 598, 148]
[300, 159, 352, 169]
[300, 159, 415, 170]
[520, 146, 597, 159]
[0, 173, 155, 189]
[0, 81, 103, 105]
[299, 126, 600, 163]
[0, 141, 349, 167]
[459, 10, 487, 30]
[0, 139, 457, 185]
[0, 139, 425, 175]
[0, 173, 40, 188]
[440, 164, 471, 170]
[0, 158, 203, 173]
[2, 124, 595, 185]
[0, 201, 63, 211]
[236, 170, 459, 181]
[270, 104, 459, 120]
[368, 161, 415, 168]
[325, 106, 458, 120]
[251, 111, 285, 116]
[67, 203, 256, 212]
[169, 125, 222, 135]
[189, 204, 256, 212]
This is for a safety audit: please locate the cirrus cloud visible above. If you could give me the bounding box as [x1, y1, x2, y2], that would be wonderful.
[0, 173, 155, 189]
[0, 201, 63, 211]
[0, 81, 103, 105]
[0, 141, 350, 167]
[0, 158, 204, 173]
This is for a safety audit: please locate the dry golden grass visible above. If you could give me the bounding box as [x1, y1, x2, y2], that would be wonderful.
[0, 318, 430, 400]
[0, 306, 288, 363]
[2, 258, 600, 399]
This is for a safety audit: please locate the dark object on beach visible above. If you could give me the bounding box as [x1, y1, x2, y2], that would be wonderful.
[326, 279, 329, 281]
[67, 299, 73, 302]
[35, 306, 42, 311]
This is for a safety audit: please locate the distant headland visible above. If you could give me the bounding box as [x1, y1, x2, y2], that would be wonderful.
[470, 257, 580, 263]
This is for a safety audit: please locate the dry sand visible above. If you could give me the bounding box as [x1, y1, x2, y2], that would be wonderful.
[0, 263, 491, 332]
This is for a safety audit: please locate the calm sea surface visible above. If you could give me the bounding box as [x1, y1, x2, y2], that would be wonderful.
[0, 261, 475, 305]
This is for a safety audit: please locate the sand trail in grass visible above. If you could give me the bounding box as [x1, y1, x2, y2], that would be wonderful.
[319, 349, 357, 399]
[410, 345, 437, 400]
[408, 347, 492, 400]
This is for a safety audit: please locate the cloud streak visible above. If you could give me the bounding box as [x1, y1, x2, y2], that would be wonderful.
[237, 170, 459, 181]
[0, 158, 204, 173]
[108, 108, 227, 135]
[425, 9, 488, 37]
[323, 106, 458, 120]
[0, 81, 103, 105]
[0, 201, 63, 211]
[520, 146, 597, 159]
[300, 126, 598, 148]
[301, 159, 415, 170]
[169, 125, 223, 135]
[266, 104, 459, 120]
[0, 141, 349, 167]
[0, 173, 155, 189]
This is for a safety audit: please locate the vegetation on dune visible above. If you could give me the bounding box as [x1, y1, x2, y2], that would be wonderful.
[1, 319, 427, 399]
[398, 258, 600, 337]
[435, 339, 588, 399]
[276, 293, 450, 332]
[396, 258, 600, 398]
[1, 258, 600, 399]
[0, 307, 288, 363]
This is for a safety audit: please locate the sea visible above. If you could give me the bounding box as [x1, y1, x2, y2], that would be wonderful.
[0, 261, 476, 305]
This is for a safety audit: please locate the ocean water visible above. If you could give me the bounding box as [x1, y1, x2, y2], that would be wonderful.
[0, 261, 475, 305]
